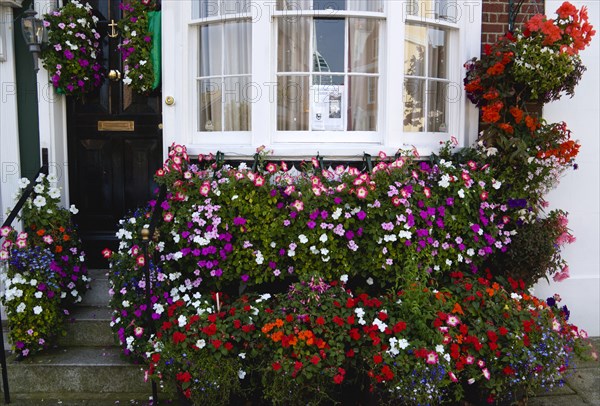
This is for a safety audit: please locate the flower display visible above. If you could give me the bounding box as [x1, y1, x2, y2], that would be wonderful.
[0, 247, 62, 358]
[0, 173, 89, 357]
[41, 0, 104, 97]
[464, 1, 594, 172]
[117, 0, 160, 94]
[103, 2, 596, 403]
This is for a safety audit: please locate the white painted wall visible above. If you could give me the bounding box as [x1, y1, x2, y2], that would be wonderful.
[534, 1, 600, 336]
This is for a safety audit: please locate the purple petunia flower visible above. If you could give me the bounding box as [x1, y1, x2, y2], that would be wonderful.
[64, 49, 74, 60]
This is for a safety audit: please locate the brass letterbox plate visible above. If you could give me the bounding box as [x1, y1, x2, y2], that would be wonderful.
[98, 120, 135, 131]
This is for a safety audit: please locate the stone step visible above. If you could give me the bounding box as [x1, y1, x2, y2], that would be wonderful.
[5, 392, 154, 405]
[59, 306, 116, 347]
[81, 269, 111, 307]
[4, 346, 149, 394]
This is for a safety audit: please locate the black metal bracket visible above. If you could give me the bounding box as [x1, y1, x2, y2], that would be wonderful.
[362, 153, 373, 173]
[508, 0, 527, 32]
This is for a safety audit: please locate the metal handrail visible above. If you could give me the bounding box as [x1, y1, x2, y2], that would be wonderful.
[140, 184, 167, 404]
[0, 148, 49, 404]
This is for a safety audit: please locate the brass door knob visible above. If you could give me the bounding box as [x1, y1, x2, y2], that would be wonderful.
[165, 96, 175, 106]
[108, 69, 121, 81]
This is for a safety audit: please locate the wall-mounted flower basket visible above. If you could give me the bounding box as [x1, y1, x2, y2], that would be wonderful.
[118, 0, 161, 94]
[40, 0, 104, 98]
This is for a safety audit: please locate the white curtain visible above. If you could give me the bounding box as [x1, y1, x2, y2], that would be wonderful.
[198, 21, 251, 131]
[347, 0, 383, 12]
[277, 17, 311, 130]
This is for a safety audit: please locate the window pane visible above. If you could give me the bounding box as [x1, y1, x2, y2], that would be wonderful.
[224, 76, 251, 131]
[199, 79, 222, 132]
[312, 74, 344, 86]
[199, 25, 222, 77]
[277, 0, 382, 11]
[311, 76, 344, 131]
[348, 76, 377, 131]
[222, 0, 250, 15]
[349, 18, 379, 73]
[277, 0, 311, 10]
[224, 22, 251, 75]
[403, 78, 424, 132]
[313, 19, 345, 73]
[314, 0, 345, 10]
[194, 0, 219, 19]
[278, 76, 309, 130]
[278, 18, 310, 72]
[428, 27, 447, 79]
[405, 0, 458, 22]
[404, 24, 426, 76]
[427, 81, 448, 132]
[347, 0, 383, 12]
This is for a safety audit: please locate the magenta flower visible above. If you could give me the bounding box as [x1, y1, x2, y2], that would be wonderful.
[64, 49, 74, 60]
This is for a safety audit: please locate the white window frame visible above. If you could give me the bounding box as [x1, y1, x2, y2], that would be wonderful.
[162, 1, 482, 159]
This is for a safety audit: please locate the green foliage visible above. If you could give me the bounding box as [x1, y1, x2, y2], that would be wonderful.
[117, 0, 159, 94]
[485, 210, 574, 288]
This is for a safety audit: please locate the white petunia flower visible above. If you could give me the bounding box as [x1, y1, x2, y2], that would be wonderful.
[33, 196, 47, 208]
[48, 188, 61, 199]
[17, 178, 30, 189]
[69, 204, 79, 214]
[33, 306, 43, 315]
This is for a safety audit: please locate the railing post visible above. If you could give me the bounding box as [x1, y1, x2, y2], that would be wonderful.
[41, 148, 49, 175]
[141, 229, 158, 404]
[0, 271, 10, 403]
[141, 185, 166, 404]
[1, 152, 52, 403]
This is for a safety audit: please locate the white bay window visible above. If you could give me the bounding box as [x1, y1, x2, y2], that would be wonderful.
[162, 0, 482, 157]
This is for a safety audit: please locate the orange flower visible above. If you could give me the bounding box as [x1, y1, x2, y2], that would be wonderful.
[541, 20, 562, 45]
[486, 62, 505, 76]
[481, 101, 503, 123]
[556, 2, 578, 19]
[63, 234, 71, 241]
[55, 245, 63, 253]
[465, 78, 483, 93]
[37, 229, 45, 236]
[261, 323, 275, 334]
[275, 318, 284, 327]
[525, 115, 539, 132]
[59, 226, 65, 233]
[270, 331, 283, 342]
[483, 89, 500, 101]
[509, 106, 523, 124]
[452, 303, 465, 315]
[498, 123, 514, 134]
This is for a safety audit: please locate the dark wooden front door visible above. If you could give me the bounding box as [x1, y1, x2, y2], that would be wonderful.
[67, 0, 162, 264]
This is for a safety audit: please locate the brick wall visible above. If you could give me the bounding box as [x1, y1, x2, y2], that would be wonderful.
[481, 0, 545, 45]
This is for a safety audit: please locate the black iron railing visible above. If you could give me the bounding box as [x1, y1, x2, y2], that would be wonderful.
[0, 148, 49, 404]
[140, 184, 167, 404]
